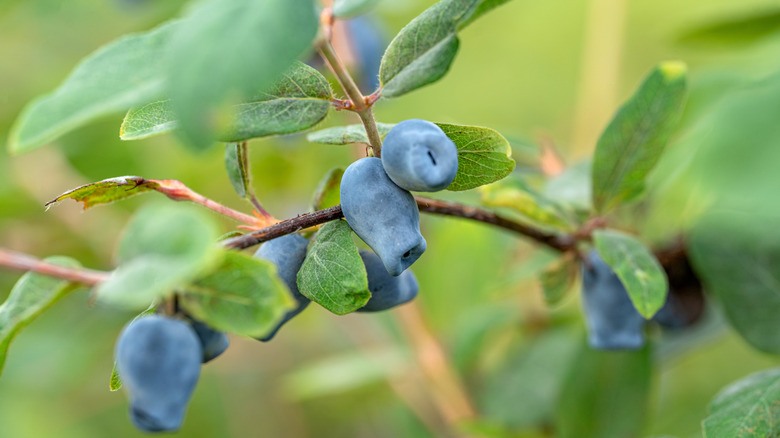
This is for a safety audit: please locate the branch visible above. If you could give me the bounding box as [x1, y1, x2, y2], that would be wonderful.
[315, 9, 384, 156]
[0, 248, 109, 286]
[221, 198, 573, 253]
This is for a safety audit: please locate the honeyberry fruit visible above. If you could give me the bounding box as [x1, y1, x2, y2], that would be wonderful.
[381, 119, 458, 192]
[340, 157, 426, 276]
[346, 16, 386, 92]
[253, 234, 310, 341]
[358, 250, 419, 312]
[189, 319, 229, 363]
[115, 315, 201, 432]
[581, 251, 646, 350]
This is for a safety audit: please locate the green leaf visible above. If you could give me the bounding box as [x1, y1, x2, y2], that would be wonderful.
[481, 328, 579, 429]
[332, 0, 382, 18]
[703, 367, 780, 438]
[96, 204, 220, 309]
[539, 252, 578, 306]
[166, 0, 318, 151]
[8, 20, 174, 155]
[379, 0, 511, 97]
[179, 251, 295, 338]
[437, 123, 515, 191]
[689, 214, 780, 354]
[297, 220, 370, 315]
[0, 256, 81, 377]
[121, 62, 332, 142]
[109, 305, 155, 391]
[544, 160, 593, 212]
[679, 8, 780, 46]
[311, 167, 344, 211]
[306, 123, 395, 145]
[593, 229, 668, 319]
[479, 176, 574, 231]
[45, 176, 157, 210]
[224, 143, 250, 200]
[556, 344, 652, 438]
[283, 347, 409, 400]
[591, 61, 688, 213]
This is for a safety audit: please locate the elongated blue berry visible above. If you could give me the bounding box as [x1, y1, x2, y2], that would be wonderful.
[581, 251, 646, 350]
[254, 234, 310, 341]
[341, 157, 426, 276]
[115, 315, 201, 432]
[358, 250, 419, 312]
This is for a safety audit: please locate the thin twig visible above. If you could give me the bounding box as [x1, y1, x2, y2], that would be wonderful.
[221, 198, 573, 253]
[0, 248, 109, 286]
[315, 15, 384, 156]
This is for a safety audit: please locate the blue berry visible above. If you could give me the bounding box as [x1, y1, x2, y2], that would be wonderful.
[115, 315, 201, 432]
[188, 319, 229, 363]
[340, 157, 426, 276]
[358, 250, 419, 312]
[253, 234, 310, 341]
[581, 251, 646, 350]
[381, 119, 458, 192]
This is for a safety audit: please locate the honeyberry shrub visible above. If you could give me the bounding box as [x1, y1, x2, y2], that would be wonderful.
[2, 0, 780, 436]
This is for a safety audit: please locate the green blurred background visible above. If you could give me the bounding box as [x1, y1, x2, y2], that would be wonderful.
[2, 0, 780, 437]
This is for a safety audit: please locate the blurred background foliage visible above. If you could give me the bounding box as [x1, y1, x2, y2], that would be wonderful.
[2, 0, 780, 437]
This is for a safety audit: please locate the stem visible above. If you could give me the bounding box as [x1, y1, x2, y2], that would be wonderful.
[0, 248, 109, 286]
[394, 302, 477, 435]
[152, 179, 274, 228]
[222, 199, 572, 253]
[237, 142, 273, 219]
[316, 28, 384, 156]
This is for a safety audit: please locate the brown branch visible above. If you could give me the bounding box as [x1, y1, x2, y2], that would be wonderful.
[221, 198, 575, 254]
[0, 248, 109, 286]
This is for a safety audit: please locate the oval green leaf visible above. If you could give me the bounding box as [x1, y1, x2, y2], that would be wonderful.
[297, 220, 370, 315]
[306, 123, 395, 145]
[121, 62, 332, 142]
[166, 0, 318, 151]
[437, 123, 515, 191]
[96, 204, 220, 309]
[378, 0, 511, 97]
[0, 256, 81, 377]
[591, 61, 688, 213]
[8, 21, 175, 155]
[179, 251, 295, 338]
[703, 367, 780, 438]
[480, 176, 574, 231]
[593, 229, 668, 319]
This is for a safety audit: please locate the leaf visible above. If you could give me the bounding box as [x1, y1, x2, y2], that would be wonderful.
[8, 20, 175, 155]
[179, 251, 295, 338]
[311, 167, 344, 211]
[437, 123, 516, 191]
[120, 62, 333, 142]
[45, 176, 157, 210]
[0, 256, 81, 377]
[544, 160, 593, 212]
[306, 123, 395, 145]
[283, 347, 409, 400]
[481, 328, 579, 429]
[297, 220, 370, 315]
[378, 0, 511, 97]
[96, 204, 220, 309]
[593, 229, 668, 319]
[689, 213, 780, 354]
[679, 8, 780, 47]
[591, 61, 688, 213]
[702, 367, 780, 438]
[166, 0, 318, 151]
[539, 252, 578, 306]
[556, 344, 652, 438]
[332, 0, 382, 18]
[109, 305, 156, 391]
[480, 176, 574, 231]
[224, 143, 250, 200]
